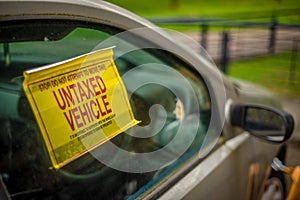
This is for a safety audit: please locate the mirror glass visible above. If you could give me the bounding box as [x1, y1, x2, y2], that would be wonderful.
[244, 107, 286, 142]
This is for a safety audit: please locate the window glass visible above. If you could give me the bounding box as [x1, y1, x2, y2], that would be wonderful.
[0, 20, 211, 199]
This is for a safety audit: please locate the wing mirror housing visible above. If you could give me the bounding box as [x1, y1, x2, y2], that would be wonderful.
[230, 104, 294, 143]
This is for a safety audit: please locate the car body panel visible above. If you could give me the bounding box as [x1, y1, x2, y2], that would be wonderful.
[231, 78, 281, 107]
[158, 133, 279, 200]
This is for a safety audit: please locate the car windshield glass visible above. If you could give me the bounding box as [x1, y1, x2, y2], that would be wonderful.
[0, 20, 211, 199]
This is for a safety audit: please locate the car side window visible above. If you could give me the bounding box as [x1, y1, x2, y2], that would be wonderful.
[0, 20, 211, 199]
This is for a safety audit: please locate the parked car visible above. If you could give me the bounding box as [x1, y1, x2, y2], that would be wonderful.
[0, 0, 294, 200]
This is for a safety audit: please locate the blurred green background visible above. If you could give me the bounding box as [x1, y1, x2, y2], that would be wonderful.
[106, 0, 300, 98]
[106, 0, 300, 23]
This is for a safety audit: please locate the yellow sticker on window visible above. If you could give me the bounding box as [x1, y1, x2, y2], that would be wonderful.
[23, 47, 139, 169]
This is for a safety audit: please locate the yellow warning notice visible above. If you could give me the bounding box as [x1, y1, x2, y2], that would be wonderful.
[23, 47, 139, 169]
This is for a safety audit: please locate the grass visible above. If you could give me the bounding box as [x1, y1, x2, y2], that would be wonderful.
[105, 0, 300, 24]
[228, 51, 300, 97]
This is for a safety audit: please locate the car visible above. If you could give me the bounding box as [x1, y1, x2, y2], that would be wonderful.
[0, 0, 295, 199]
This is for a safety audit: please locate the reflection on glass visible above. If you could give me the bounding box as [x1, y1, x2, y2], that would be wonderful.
[244, 107, 285, 141]
[245, 108, 284, 131]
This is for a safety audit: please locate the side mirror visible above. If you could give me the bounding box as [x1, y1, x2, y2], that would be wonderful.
[230, 104, 294, 143]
